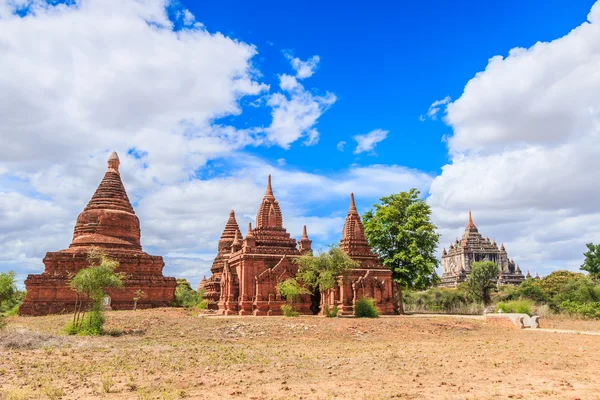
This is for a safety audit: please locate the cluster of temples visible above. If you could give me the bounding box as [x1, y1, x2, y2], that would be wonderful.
[19, 153, 176, 316]
[203, 176, 395, 316]
[439, 212, 525, 288]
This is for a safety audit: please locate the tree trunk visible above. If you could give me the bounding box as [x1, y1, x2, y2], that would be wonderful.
[394, 282, 405, 314]
[133, 299, 138, 311]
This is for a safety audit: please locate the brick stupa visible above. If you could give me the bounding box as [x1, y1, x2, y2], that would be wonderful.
[19, 152, 177, 316]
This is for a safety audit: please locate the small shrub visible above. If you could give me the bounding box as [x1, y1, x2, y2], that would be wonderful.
[496, 300, 534, 315]
[197, 299, 209, 310]
[64, 311, 105, 336]
[0, 316, 6, 330]
[281, 304, 299, 317]
[355, 297, 379, 318]
[101, 373, 114, 393]
[323, 304, 339, 318]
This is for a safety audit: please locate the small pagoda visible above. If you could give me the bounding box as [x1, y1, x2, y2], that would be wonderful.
[19, 152, 177, 316]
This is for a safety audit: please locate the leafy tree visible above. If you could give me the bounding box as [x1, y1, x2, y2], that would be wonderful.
[0, 271, 17, 329]
[581, 243, 600, 278]
[66, 248, 125, 335]
[295, 245, 358, 293]
[465, 261, 498, 306]
[362, 189, 440, 313]
[0, 271, 16, 304]
[174, 278, 204, 308]
[277, 278, 310, 317]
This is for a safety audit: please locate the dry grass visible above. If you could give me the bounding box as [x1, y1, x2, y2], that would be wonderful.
[1, 308, 600, 399]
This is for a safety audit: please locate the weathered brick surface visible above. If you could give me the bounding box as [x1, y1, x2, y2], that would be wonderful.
[19, 152, 176, 316]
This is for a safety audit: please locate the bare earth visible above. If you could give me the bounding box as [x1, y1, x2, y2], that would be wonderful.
[2, 309, 600, 400]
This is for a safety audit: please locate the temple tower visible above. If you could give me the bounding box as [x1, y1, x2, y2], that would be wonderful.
[20, 152, 176, 316]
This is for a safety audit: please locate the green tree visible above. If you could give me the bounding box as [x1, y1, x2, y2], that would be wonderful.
[362, 189, 440, 314]
[581, 243, 600, 278]
[0, 271, 17, 328]
[465, 261, 498, 306]
[67, 248, 125, 335]
[0, 271, 16, 304]
[174, 278, 203, 308]
[295, 245, 358, 293]
[295, 245, 358, 315]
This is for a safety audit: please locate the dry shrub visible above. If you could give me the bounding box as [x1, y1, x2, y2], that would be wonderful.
[0, 328, 70, 350]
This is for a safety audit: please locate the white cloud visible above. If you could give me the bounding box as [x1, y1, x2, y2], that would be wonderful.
[337, 141, 346, 151]
[265, 66, 336, 147]
[353, 129, 389, 154]
[421, 96, 451, 121]
[429, 0, 600, 276]
[284, 52, 320, 79]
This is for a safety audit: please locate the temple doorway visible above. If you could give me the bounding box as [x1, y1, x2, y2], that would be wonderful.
[310, 290, 321, 315]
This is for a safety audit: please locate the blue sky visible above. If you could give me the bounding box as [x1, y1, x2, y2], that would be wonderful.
[1, 0, 600, 288]
[189, 0, 594, 175]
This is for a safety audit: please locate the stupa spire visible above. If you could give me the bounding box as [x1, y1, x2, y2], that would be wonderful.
[107, 151, 120, 173]
[349, 192, 358, 214]
[265, 174, 274, 198]
[256, 175, 283, 229]
[302, 225, 308, 240]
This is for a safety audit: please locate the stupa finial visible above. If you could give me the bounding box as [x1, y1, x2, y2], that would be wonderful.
[108, 151, 120, 173]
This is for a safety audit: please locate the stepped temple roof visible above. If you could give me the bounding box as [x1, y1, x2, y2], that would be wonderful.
[70, 152, 141, 250]
[339, 193, 379, 267]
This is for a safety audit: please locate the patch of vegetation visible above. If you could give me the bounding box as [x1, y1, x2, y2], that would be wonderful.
[0, 271, 22, 329]
[354, 297, 379, 318]
[496, 299, 534, 315]
[174, 278, 205, 309]
[465, 261, 498, 306]
[281, 304, 300, 317]
[277, 278, 310, 317]
[66, 248, 125, 335]
[323, 304, 339, 318]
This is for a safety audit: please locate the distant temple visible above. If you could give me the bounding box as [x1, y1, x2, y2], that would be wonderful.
[440, 212, 524, 287]
[19, 152, 176, 316]
[206, 175, 395, 315]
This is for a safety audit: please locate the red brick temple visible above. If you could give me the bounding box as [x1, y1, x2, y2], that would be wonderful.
[19, 152, 176, 316]
[211, 175, 395, 316]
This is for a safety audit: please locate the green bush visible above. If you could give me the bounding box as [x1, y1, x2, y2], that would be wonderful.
[403, 287, 474, 313]
[174, 279, 204, 308]
[355, 297, 379, 318]
[281, 304, 299, 317]
[559, 301, 600, 319]
[323, 304, 339, 318]
[197, 299, 209, 310]
[63, 311, 105, 336]
[496, 300, 534, 315]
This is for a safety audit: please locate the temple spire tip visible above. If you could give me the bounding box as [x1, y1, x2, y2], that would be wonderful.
[349, 192, 357, 213]
[265, 174, 273, 196]
[302, 225, 308, 239]
[107, 151, 120, 172]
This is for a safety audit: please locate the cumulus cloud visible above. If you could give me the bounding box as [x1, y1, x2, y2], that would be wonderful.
[429, 0, 600, 275]
[353, 129, 389, 154]
[265, 54, 336, 148]
[337, 141, 346, 151]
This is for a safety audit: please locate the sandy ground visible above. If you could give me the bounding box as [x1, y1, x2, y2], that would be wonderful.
[1, 309, 600, 400]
